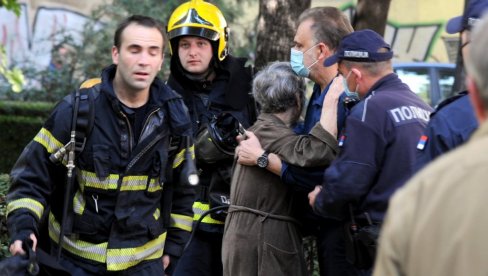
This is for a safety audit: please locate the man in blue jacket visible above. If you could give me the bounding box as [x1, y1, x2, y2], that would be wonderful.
[413, 0, 488, 172]
[236, 7, 359, 276]
[308, 29, 433, 272]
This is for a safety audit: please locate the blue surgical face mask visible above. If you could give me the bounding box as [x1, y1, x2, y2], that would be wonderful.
[290, 45, 319, 78]
[343, 71, 360, 100]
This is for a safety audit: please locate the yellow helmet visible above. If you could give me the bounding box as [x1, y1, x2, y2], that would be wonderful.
[167, 0, 229, 61]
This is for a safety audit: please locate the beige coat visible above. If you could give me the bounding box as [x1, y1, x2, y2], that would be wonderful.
[373, 120, 488, 276]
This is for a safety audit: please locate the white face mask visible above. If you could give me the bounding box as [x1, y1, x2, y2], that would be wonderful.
[342, 71, 360, 100]
[290, 44, 320, 78]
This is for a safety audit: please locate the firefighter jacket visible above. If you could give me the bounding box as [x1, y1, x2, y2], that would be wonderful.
[6, 64, 195, 273]
[167, 55, 256, 232]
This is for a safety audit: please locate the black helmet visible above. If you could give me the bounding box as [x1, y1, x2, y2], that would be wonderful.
[195, 112, 245, 163]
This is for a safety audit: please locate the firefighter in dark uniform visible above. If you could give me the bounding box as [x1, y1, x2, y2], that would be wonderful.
[414, 0, 488, 172]
[6, 15, 195, 275]
[166, 1, 256, 275]
[308, 29, 433, 272]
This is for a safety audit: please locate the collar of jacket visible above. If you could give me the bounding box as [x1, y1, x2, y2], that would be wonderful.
[98, 64, 191, 136]
[168, 55, 252, 110]
[100, 64, 183, 107]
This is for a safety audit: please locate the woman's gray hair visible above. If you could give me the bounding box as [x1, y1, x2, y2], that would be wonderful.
[252, 61, 306, 114]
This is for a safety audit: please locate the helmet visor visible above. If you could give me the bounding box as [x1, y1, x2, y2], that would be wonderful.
[168, 26, 219, 41]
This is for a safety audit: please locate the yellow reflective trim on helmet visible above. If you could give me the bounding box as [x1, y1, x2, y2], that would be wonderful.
[170, 213, 193, 232]
[106, 232, 166, 271]
[33, 128, 63, 154]
[6, 198, 44, 220]
[192, 201, 224, 224]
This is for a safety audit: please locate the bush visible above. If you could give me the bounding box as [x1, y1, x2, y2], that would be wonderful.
[0, 101, 54, 173]
[0, 174, 11, 259]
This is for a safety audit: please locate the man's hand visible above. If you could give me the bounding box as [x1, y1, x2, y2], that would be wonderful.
[236, 131, 264, 166]
[9, 233, 37, 256]
[308, 185, 322, 208]
[326, 75, 344, 100]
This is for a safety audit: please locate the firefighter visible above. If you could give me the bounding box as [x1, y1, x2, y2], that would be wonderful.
[7, 15, 195, 275]
[166, 1, 257, 275]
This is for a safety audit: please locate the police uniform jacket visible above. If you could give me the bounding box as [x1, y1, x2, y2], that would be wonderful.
[314, 73, 433, 222]
[6, 65, 195, 273]
[374, 119, 488, 276]
[414, 91, 478, 172]
[167, 55, 255, 232]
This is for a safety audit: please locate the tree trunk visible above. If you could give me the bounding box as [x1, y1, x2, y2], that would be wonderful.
[255, 0, 311, 69]
[353, 0, 391, 36]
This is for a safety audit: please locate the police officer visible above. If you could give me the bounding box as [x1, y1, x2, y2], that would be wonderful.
[7, 15, 195, 275]
[414, 0, 488, 172]
[166, 1, 256, 275]
[308, 29, 433, 272]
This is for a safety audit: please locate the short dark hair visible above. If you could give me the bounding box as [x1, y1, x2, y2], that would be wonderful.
[114, 15, 167, 51]
[298, 7, 354, 51]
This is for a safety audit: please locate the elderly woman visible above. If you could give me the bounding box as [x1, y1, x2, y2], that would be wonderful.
[222, 62, 341, 276]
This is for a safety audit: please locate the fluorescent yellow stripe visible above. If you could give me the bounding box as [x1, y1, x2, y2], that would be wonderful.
[170, 213, 193, 232]
[153, 208, 160, 220]
[79, 170, 118, 190]
[6, 198, 44, 220]
[33, 128, 63, 154]
[120, 176, 161, 192]
[106, 232, 166, 271]
[192, 202, 224, 225]
[73, 190, 85, 215]
[48, 212, 107, 263]
[173, 145, 195, 169]
[49, 212, 168, 271]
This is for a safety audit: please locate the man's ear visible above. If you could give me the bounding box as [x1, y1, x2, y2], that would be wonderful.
[111, 46, 119, 65]
[466, 75, 486, 123]
[318, 43, 330, 60]
[350, 67, 362, 81]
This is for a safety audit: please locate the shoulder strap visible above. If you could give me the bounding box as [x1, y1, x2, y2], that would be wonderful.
[73, 78, 100, 153]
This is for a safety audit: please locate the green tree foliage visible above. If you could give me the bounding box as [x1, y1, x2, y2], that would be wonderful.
[0, 0, 24, 93]
[0, 0, 253, 102]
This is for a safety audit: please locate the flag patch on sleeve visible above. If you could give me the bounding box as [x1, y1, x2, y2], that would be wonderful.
[338, 135, 346, 147]
[417, 135, 428, 150]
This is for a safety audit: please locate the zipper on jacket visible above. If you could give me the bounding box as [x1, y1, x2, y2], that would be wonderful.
[119, 111, 134, 152]
[138, 108, 160, 142]
[125, 130, 167, 173]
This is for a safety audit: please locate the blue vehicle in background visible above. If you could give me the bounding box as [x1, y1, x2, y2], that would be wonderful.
[394, 62, 456, 107]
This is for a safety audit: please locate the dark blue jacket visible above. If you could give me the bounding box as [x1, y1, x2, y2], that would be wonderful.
[281, 82, 347, 236]
[314, 73, 433, 222]
[282, 82, 347, 191]
[7, 65, 195, 272]
[414, 92, 478, 172]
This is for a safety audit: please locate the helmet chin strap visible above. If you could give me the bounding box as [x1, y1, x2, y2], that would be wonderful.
[182, 61, 216, 82]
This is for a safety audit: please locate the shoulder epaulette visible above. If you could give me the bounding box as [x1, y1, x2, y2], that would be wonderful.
[435, 90, 468, 111]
